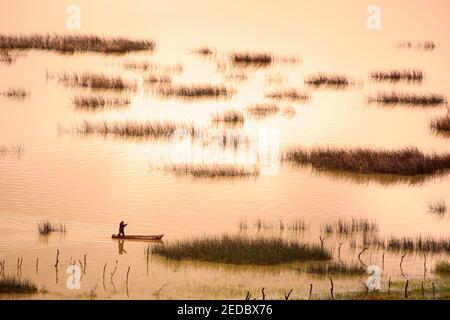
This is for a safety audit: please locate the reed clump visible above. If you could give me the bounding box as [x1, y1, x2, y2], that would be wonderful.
[146, 74, 172, 84]
[71, 120, 191, 139]
[1, 88, 29, 99]
[431, 116, 450, 132]
[284, 147, 450, 176]
[0, 276, 38, 294]
[230, 52, 273, 65]
[192, 46, 216, 56]
[167, 164, 259, 178]
[151, 234, 331, 265]
[383, 236, 450, 253]
[435, 261, 450, 275]
[427, 199, 448, 216]
[369, 92, 446, 106]
[265, 89, 310, 102]
[370, 70, 423, 82]
[246, 103, 280, 118]
[0, 34, 155, 54]
[72, 95, 130, 109]
[58, 72, 135, 91]
[397, 41, 437, 51]
[303, 262, 366, 276]
[211, 109, 245, 124]
[0, 144, 24, 158]
[0, 50, 25, 65]
[37, 221, 67, 235]
[157, 84, 231, 98]
[321, 218, 378, 235]
[305, 73, 351, 88]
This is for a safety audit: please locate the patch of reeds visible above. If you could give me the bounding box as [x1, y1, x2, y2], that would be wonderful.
[370, 70, 423, 82]
[192, 46, 216, 56]
[229, 52, 273, 66]
[151, 234, 331, 265]
[1, 88, 29, 99]
[303, 262, 366, 276]
[71, 120, 190, 139]
[435, 261, 450, 275]
[397, 41, 437, 51]
[146, 74, 172, 84]
[37, 221, 67, 235]
[305, 73, 351, 89]
[0, 34, 155, 54]
[72, 95, 130, 110]
[368, 92, 446, 106]
[245, 103, 280, 118]
[284, 147, 450, 176]
[58, 72, 135, 91]
[0, 50, 25, 65]
[0, 144, 24, 158]
[156, 84, 231, 98]
[167, 164, 259, 178]
[211, 109, 245, 124]
[431, 116, 450, 132]
[265, 89, 310, 102]
[376, 236, 450, 253]
[0, 276, 38, 294]
[122, 60, 150, 71]
[321, 218, 378, 235]
[427, 199, 448, 216]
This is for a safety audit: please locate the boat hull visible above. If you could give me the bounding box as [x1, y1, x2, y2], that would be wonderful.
[111, 234, 164, 241]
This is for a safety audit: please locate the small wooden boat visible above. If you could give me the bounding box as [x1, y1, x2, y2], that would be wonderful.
[111, 234, 164, 241]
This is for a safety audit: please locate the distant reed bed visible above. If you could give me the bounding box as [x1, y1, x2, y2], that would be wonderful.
[71, 120, 191, 139]
[397, 40, 437, 51]
[370, 70, 423, 82]
[321, 218, 378, 235]
[58, 72, 135, 91]
[431, 116, 450, 132]
[369, 92, 446, 106]
[427, 199, 448, 216]
[152, 234, 331, 265]
[156, 84, 231, 99]
[305, 73, 351, 89]
[1, 88, 29, 99]
[366, 235, 450, 253]
[246, 103, 280, 118]
[229, 52, 273, 66]
[265, 89, 310, 102]
[167, 164, 259, 178]
[0, 34, 155, 54]
[72, 95, 130, 110]
[284, 147, 450, 176]
[211, 109, 245, 124]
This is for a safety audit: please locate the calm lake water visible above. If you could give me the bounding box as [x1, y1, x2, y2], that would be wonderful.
[0, 0, 449, 299]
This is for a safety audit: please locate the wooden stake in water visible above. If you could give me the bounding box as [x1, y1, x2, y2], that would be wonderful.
[330, 278, 334, 300]
[126, 266, 131, 298]
[36, 258, 39, 275]
[102, 262, 107, 292]
[309, 284, 313, 300]
[54, 250, 60, 268]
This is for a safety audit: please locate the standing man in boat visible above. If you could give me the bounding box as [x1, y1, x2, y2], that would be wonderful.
[118, 221, 128, 237]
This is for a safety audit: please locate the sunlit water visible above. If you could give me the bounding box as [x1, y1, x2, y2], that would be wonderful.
[1, 0, 449, 299]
